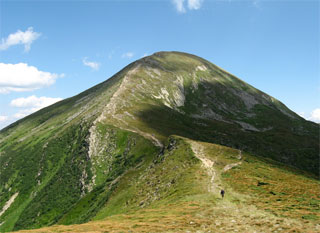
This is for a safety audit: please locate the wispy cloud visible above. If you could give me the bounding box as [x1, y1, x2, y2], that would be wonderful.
[11, 95, 63, 119]
[298, 108, 320, 123]
[13, 111, 30, 119]
[82, 58, 100, 70]
[122, 52, 134, 59]
[0, 115, 8, 122]
[188, 0, 203, 10]
[0, 63, 63, 93]
[172, 0, 203, 13]
[0, 27, 41, 52]
[10, 95, 62, 108]
[0, 115, 11, 130]
[172, 0, 186, 13]
[309, 108, 320, 123]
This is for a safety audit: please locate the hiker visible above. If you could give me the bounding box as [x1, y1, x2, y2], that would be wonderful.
[220, 189, 225, 198]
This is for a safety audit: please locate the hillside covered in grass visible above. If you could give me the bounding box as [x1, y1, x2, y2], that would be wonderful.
[11, 136, 320, 232]
[0, 51, 319, 232]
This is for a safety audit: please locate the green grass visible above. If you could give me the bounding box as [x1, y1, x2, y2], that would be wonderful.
[221, 152, 320, 221]
[0, 68, 124, 232]
[93, 136, 202, 220]
[11, 136, 320, 233]
[0, 51, 319, 232]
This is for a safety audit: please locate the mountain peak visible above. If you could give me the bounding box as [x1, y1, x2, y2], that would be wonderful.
[78, 51, 317, 172]
[0, 51, 318, 232]
[137, 51, 208, 69]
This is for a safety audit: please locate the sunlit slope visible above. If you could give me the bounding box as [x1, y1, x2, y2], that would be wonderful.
[0, 51, 318, 232]
[12, 136, 320, 233]
[0, 63, 144, 231]
[89, 51, 319, 174]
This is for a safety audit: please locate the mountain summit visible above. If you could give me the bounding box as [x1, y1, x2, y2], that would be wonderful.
[0, 52, 319, 232]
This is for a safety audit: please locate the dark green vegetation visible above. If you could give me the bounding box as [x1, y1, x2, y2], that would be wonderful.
[0, 51, 319, 232]
[11, 137, 320, 233]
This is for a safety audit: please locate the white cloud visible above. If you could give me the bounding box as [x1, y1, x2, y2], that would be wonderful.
[298, 108, 320, 123]
[0, 27, 41, 52]
[82, 58, 100, 70]
[0, 63, 62, 93]
[0, 115, 8, 122]
[188, 0, 203, 10]
[10, 95, 63, 108]
[11, 95, 63, 119]
[14, 110, 32, 119]
[172, 0, 203, 13]
[122, 52, 134, 59]
[0, 115, 10, 130]
[172, 0, 186, 13]
[309, 108, 320, 123]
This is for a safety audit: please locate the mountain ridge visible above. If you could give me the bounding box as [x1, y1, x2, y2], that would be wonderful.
[0, 51, 319, 232]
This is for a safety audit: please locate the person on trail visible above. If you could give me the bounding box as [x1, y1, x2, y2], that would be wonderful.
[220, 189, 225, 199]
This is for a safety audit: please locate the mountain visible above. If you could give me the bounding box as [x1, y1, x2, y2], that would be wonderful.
[0, 51, 319, 232]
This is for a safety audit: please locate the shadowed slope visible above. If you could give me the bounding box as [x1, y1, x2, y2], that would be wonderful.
[88, 51, 319, 174]
[0, 51, 318, 232]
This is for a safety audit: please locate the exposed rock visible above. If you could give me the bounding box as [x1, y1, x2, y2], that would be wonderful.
[223, 162, 242, 172]
[196, 65, 207, 71]
[229, 88, 259, 110]
[235, 121, 260, 132]
[0, 192, 19, 217]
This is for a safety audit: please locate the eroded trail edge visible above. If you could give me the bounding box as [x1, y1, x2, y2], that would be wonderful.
[188, 140, 217, 193]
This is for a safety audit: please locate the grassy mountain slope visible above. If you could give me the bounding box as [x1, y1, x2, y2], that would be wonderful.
[85, 51, 318, 174]
[13, 136, 320, 232]
[0, 51, 319, 232]
[0, 64, 136, 231]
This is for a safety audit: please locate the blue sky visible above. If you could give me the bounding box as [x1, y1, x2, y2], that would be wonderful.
[0, 0, 319, 129]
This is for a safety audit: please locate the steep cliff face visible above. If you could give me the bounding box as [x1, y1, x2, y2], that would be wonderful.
[0, 51, 318, 232]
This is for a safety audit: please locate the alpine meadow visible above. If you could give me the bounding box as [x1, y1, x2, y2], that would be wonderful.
[0, 52, 319, 232]
[1, 0, 319, 232]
